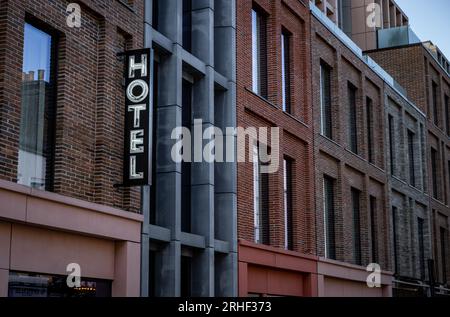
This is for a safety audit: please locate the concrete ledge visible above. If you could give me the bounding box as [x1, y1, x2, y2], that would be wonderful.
[0, 179, 143, 242]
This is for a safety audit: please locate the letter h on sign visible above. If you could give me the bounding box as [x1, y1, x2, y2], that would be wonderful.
[121, 49, 153, 187]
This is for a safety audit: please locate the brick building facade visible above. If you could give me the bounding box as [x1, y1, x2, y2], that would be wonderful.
[367, 42, 450, 292]
[0, 0, 145, 296]
[236, 0, 319, 297]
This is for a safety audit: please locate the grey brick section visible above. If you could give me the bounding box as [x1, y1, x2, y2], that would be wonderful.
[140, 0, 237, 297]
[384, 85, 432, 282]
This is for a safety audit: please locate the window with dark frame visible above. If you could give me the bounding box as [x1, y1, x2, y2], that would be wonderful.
[283, 158, 294, 250]
[432, 81, 439, 127]
[18, 22, 57, 192]
[251, 7, 268, 99]
[407, 129, 416, 187]
[180, 255, 192, 297]
[370, 196, 378, 264]
[392, 206, 399, 274]
[323, 175, 336, 260]
[182, 0, 193, 53]
[388, 114, 395, 176]
[351, 188, 362, 266]
[348, 83, 358, 154]
[366, 97, 374, 164]
[281, 29, 292, 113]
[440, 227, 448, 284]
[445, 94, 450, 136]
[253, 146, 270, 245]
[320, 62, 332, 139]
[431, 147, 439, 200]
[152, 0, 159, 31]
[418, 218, 426, 281]
[181, 79, 193, 233]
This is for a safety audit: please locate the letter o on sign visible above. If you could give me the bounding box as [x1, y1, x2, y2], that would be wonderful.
[127, 79, 149, 103]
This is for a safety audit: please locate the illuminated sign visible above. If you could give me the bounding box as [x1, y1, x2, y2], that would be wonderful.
[122, 49, 152, 187]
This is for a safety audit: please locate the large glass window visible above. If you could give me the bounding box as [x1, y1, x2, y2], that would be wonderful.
[252, 8, 267, 98]
[320, 62, 332, 139]
[18, 23, 56, 191]
[8, 272, 111, 297]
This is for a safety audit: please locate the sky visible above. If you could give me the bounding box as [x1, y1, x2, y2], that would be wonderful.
[395, 0, 450, 59]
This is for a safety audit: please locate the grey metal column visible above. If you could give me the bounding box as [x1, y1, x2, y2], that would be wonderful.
[190, 0, 215, 297]
[154, 0, 183, 296]
[213, 0, 238, 296]
[141, 0, 154, 297]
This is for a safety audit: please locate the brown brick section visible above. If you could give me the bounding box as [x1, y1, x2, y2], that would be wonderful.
[311, 16, 391, 270]
[0, 0, 143, 212]
[368, 44, 450, 283]
[236, 0, 316, 255]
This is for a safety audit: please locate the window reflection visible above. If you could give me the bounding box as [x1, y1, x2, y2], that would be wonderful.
[8, 272, 111, 298]
[17, 23, 56, 190]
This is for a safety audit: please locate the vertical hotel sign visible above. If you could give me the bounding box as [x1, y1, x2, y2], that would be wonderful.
[122, 49, 152, 187]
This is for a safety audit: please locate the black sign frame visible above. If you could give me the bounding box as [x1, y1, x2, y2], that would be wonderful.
[121, 48, 153, 187]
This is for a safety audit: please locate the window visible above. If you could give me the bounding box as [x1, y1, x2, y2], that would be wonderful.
[252, 8, 268, 98]
[320, 62, 332, 139]
[418, 218, 426, 280]
[18, 23, 56, 191]
[366, 97, 374, 163]
[348, 84, 358, 154]
[182, 79, 192, 233]
[432, 81, 439, 127]
[182, 0, 192, 52]
[445, 94, 450, 136]
[370, 196, 378, 263]
[431, 147, 439, 200]
[407, 130, 416, 187]
[180, 256, 192, 297]
[440, 227, 448, 284]
[8, 271, 111, 297]
[388, 115, 395, 176]
[351, 188, 362, 265]
[392, 206, 398, 274]
[253, 146, 270, 245]
[283, 159, 293, 250]
[152, 0, 159, 30]
[281, 30, 292, 113]
[323, 176, 336, 259]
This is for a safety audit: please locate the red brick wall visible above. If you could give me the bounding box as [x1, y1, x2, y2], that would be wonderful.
[311, 15, 391, 270]
[0, 0, 143, 212]
[236, 0, 316, 255]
